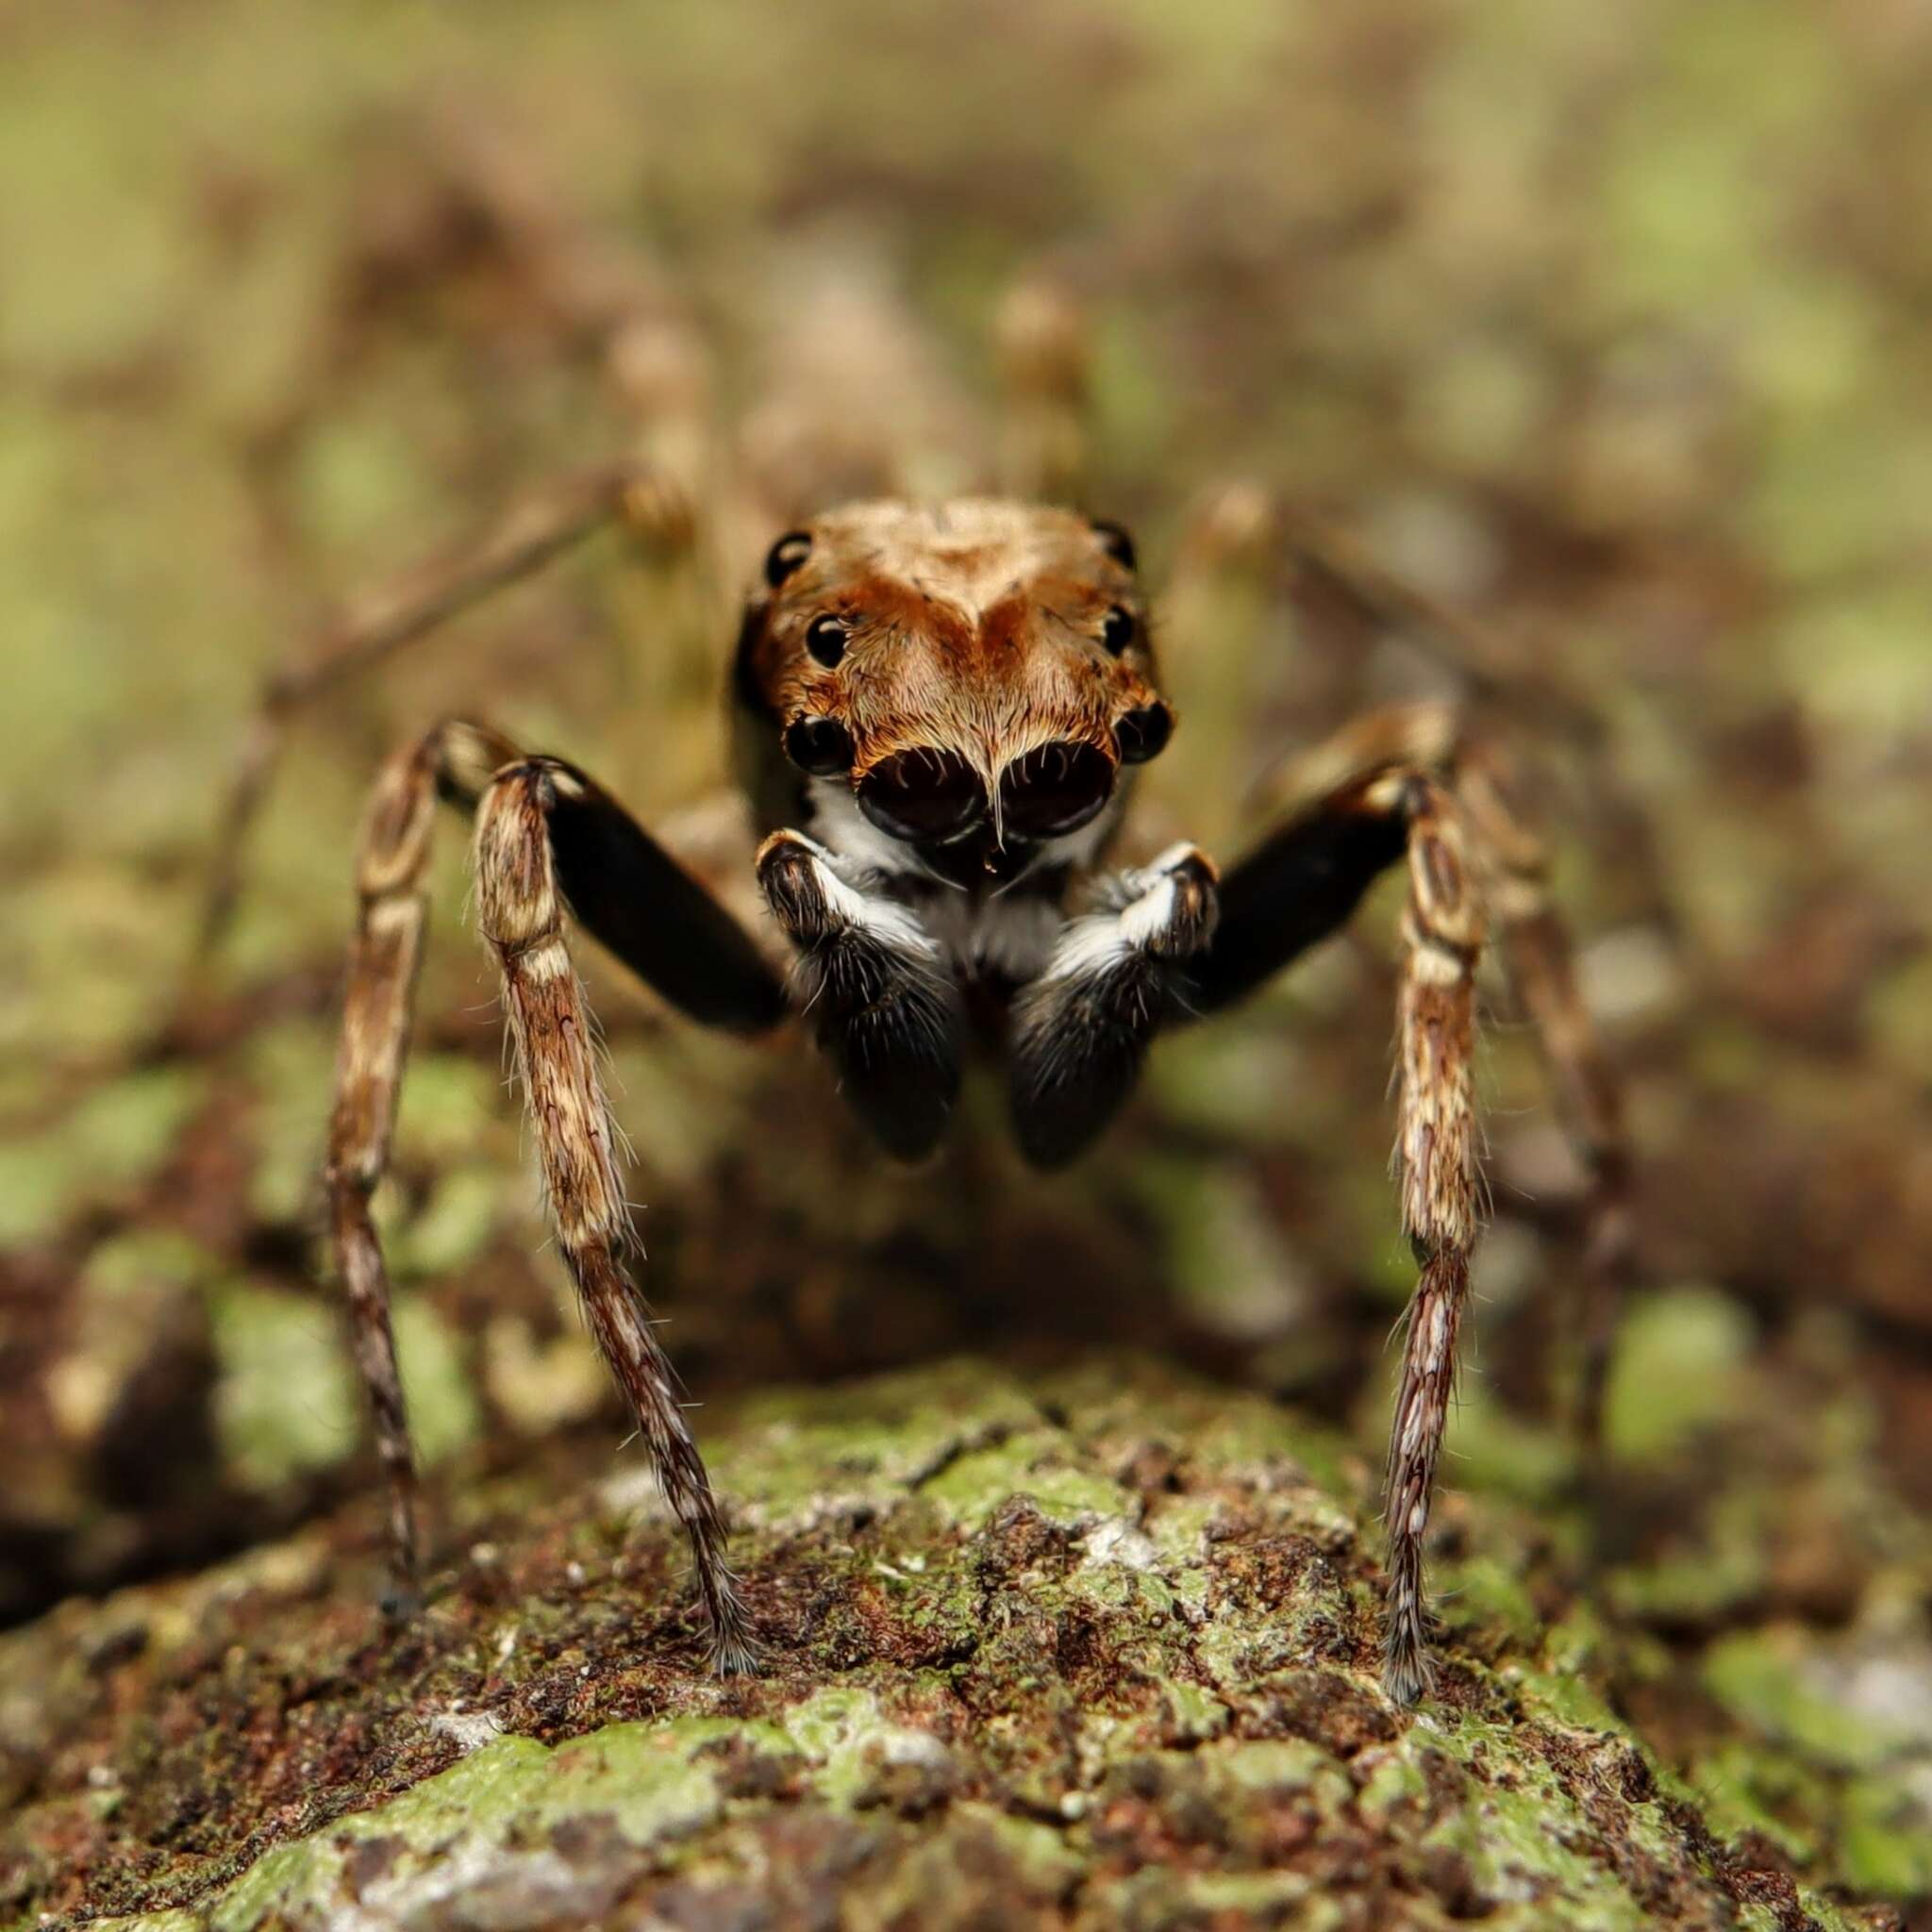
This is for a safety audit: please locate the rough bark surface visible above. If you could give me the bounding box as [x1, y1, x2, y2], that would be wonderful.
[0, 1357, 1895, 1932]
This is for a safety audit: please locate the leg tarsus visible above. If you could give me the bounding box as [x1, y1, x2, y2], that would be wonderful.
[334, 1174, 424, 1620]
[1383, 1248, 1471, 1706]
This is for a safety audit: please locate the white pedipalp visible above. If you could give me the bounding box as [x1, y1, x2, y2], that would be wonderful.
[772, 822, 942, 961]
[1037, 845, 1201, 987]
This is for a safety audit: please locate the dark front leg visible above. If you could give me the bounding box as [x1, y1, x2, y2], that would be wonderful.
[433, 722, 789, 1035]
[1008, 844, 1218, 1168]
[1185, 793, 1407, 1014]
[1184, 706, 1468, 1014]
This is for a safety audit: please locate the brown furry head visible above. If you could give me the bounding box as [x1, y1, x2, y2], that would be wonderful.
[737, 498, 1173, 883]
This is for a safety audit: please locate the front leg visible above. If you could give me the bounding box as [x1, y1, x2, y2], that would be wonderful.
[756, 832, 963, 1160]
[1009, 844, 1219, 1168]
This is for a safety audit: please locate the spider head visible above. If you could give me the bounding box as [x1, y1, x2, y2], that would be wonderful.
[744, 499, 1172, 886]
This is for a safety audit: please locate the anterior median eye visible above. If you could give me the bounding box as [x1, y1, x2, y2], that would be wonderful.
[806, 615, 848, 668]
[1100, 606, 1135, 656]
[1000, 741, 1114, 838]
[858, 749, 985, 841]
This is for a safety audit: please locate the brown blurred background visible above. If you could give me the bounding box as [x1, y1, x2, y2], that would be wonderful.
[2, 0, 1930, 1910]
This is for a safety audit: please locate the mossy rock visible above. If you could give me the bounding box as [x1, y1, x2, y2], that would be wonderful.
[0, 1357, 1895, 1931]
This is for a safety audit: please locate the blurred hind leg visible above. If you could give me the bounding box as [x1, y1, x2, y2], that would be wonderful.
[196, 463, 692, 970]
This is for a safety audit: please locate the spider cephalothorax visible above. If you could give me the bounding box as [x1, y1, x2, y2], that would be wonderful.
[720, 498, 1202, 1163]
[216, 456, 1627, 1707]
[737, 499, 1171, 891]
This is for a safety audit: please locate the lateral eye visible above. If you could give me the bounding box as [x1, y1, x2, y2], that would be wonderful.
[765, 529, 812, 588]
[806, 615, 848, 668]
[1100, 606, 1136, 656]
[1091, 519, 1137, 572]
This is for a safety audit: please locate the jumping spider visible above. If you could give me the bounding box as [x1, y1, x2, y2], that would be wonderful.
[209, 462, 1627, 1705]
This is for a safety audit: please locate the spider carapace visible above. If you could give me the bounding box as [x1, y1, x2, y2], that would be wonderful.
[308, 480, 1626, 1706]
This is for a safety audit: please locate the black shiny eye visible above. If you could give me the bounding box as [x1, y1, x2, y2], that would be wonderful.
[1115, 701, 1172, 765]
[1100, 606, 1136, 656]
[999, 741, 1115, 839]
[764, 529, 811, 588]
[806, 614, 848, 668]
[782, 714, 855, 776]
[1091, 519, 1137, 572]
[858, 749, 986, 842]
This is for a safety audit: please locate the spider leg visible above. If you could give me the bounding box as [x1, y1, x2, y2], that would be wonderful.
[1221, 758, 1481, 1707]
[1181, 702, 1624, 1702]
[197, 462, 692, 972]
[1008, 843, 1219, 1168]
[327, 730, 455, 1618]
[326, 717, 781, 1672]
[1382, 773, 1486, 1706]
[995, 277, 1091, 505]
[1456, 739, 1634, 1452]
[755, 831, 963, 1160]
[1188, 705, 1457, 1016]
[1272, 503, 1602, 750]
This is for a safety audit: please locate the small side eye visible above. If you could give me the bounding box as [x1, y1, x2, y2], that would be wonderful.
[1100, 606, 1136, 656]
[1091, 519, 1137, 572]
[806, 615, 848, 668]
[765, 530, 812, 588]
